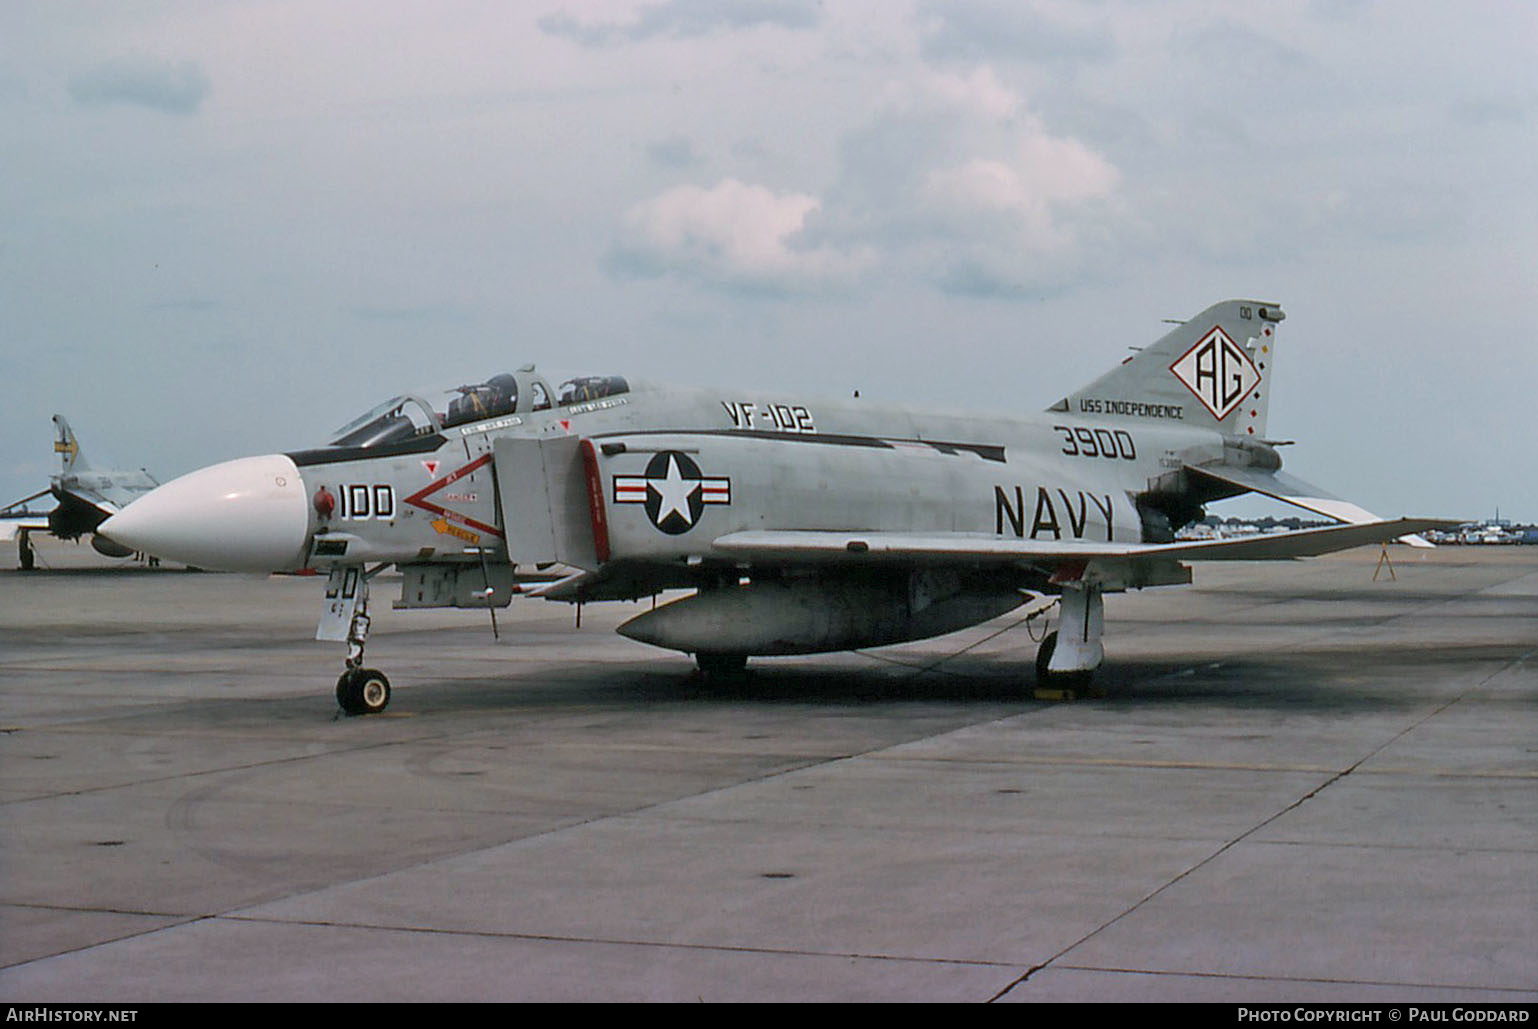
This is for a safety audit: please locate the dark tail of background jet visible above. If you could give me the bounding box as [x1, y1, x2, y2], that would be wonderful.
[53, 414, 89, 473]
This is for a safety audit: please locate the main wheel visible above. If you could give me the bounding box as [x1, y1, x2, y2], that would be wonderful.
[696, 653, 748, 681]
[1035, 631, 1093, 690]
[336, 667, 391, 715]
[1034, 631, 1058, 682]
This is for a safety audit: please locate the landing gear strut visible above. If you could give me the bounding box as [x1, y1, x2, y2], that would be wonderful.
[1036, 583, 1104, 692]
[323, 565, 393, 715]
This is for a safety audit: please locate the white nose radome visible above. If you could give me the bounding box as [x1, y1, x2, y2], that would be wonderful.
[99, 454, 311, 572]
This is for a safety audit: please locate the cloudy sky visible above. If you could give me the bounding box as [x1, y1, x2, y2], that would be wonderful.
[3, 0, 1534, 525]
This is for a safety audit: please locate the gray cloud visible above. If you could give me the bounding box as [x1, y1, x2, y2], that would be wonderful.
[348, 303, 469, 324]
[540, 0, 823, 47]
[613, 70, 1130, 299]
[68, 57, 211, 115]
[1172, 19, 1314, 82]
[646, 134, 703, 169]
[1312, 181, 1471, 245]
[814, 70, 1127, 296]
[1448, 96, 1529, 127]
[607, 178, 874, 296]
[917, 0, 1115, 65]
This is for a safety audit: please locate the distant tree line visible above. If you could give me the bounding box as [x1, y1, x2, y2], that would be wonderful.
[1198, 515, 1332, 530]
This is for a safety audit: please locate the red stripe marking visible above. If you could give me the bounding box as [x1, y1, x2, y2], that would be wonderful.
[580, 439, 611, 564]
[402, 453, 505, 538]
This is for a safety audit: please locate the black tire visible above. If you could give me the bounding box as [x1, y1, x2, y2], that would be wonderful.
[1035, 631, 1094, 690]
[696, 653, 748, 681]
[1035, 631, 1058, 683]
[336, 668, 391, 715]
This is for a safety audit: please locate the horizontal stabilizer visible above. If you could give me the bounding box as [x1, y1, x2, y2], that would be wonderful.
[1187, 464, 1434, 548]
[711, 518, 1456, 566]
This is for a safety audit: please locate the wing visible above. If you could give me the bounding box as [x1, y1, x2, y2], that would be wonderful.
[0, 516, 51, 542]
[709, 517, 1455, 566]
[0, 489, 53, 541]
[535, 517, 1455, 600]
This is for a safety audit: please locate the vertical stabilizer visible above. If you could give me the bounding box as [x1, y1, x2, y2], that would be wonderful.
[1054, 300, 1284, 439]
[52, 415, 89, 473]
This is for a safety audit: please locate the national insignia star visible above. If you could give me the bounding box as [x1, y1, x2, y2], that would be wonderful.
[651, 453, 700, 526]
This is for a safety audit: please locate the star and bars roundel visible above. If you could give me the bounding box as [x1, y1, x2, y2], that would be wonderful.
[613, 451, 731, 535]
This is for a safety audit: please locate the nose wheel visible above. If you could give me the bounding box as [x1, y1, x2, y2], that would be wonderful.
[337, 667, 392, 715]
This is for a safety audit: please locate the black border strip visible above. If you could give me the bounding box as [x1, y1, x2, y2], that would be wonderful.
[287, 434, 448, 468]
[595, 428, 1006, 463]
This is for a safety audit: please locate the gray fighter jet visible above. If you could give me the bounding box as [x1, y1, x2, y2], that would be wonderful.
[1, 415, 159, 569]
[99, 301, 1449, 713]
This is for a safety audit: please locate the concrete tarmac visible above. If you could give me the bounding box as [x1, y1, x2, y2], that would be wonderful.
[0, 538, 1534, 1002]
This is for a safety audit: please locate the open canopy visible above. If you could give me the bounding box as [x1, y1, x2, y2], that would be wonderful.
[326, 371, 630, 449]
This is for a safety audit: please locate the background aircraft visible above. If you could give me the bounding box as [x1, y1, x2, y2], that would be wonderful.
[1, 415, 160, 569]
[98, 300, 1448, 713]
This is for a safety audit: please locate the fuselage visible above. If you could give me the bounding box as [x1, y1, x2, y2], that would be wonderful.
[99, 372, 1235, 581]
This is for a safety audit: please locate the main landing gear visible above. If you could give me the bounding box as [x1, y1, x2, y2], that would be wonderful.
[1035, 583, 1104, 696]
[695, 652, 749, 682]
[324, 565, 393, 716]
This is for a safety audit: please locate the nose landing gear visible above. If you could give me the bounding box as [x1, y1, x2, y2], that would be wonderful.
[321, 565, 394, 715]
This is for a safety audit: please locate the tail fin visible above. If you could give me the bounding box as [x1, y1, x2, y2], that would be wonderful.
[53, 415, 89, 473]
[1053, 300, 1285, 439]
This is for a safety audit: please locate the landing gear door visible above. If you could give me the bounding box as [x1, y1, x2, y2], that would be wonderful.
[317, 565, 366, 642]
[493, 435, 600, 571]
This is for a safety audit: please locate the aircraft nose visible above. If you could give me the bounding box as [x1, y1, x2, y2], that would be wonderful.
[99, 454, 311, 571]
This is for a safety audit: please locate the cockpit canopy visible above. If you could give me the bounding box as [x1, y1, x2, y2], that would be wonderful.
[445, 373, 522, 428]
[327, 370, 629, 449]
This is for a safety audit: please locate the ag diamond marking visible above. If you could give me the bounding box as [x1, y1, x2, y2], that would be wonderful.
[1170, 326, 1261, 420]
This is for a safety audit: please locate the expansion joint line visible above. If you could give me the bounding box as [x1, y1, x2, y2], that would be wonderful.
[987, 645, 1532, 1003]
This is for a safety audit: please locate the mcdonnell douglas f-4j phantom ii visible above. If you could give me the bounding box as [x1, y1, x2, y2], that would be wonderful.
[2, 415, 159, 569]
[99, 300, 1449, 714]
